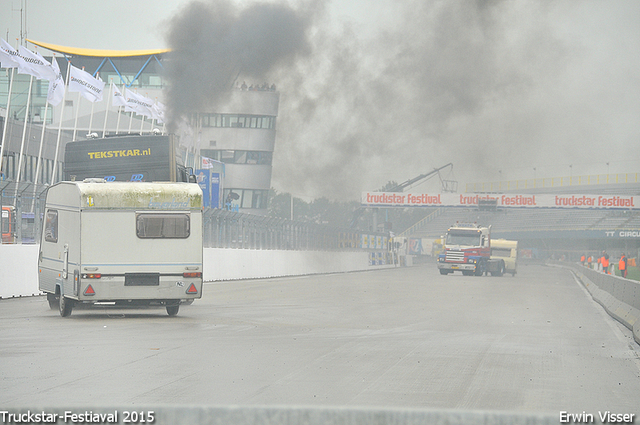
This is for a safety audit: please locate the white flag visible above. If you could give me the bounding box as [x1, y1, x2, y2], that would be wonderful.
[151, 101, 166, 123]
[112, 84, 127, 107]
[47, 57, 65, 106]
[202, 157, 216, 169]
[0, 39, 19, 69]
[17, 45, 57, 81]
[124, 88, 154, 118]
[68, 65, 105, 102]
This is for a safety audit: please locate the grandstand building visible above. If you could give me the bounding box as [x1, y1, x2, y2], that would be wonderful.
[0, 40, 278, 214]
[399, 176, 640, 261]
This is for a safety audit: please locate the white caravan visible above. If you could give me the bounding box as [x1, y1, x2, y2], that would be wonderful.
[38, 180, 203, 317]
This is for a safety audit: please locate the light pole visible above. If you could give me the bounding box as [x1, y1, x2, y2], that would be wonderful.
[569, 164, 573, 184]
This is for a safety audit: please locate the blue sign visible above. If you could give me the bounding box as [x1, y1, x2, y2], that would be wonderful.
[195, 170, 222, 208]
[210, 172, 221, 209]
[195, 170, 211, 208]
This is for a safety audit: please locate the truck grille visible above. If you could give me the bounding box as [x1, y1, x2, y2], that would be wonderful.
[446, 250, 465, 262]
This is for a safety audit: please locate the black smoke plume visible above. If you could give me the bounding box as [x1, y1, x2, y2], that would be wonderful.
[163, 0, 316, 130]
[164, 1, 639, 200]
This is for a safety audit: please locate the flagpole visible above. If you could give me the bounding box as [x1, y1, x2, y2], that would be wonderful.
[115, 83, 125, 135]
[88, 97, 95, 136]
[32, 99, 49, 210]
[15, 74, 34, 194]
[51, 60, 71, 185]
[0, 67, 15, 179]
[102, 80, 113, 138]
[146, 94, 155, 135]
[36, 106, 51, 177]
[128, 110, 134, 134]
[115, 104, 122, 135]
[72, 91, 81, 141]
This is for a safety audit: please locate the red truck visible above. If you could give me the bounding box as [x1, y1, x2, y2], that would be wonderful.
[437, 223, 506, 276]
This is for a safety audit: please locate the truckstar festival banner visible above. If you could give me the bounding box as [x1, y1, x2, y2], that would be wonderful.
[361, 192, 640, 210]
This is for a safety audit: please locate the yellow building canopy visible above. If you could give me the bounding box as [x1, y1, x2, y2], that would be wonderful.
[27, 39, 169, 58]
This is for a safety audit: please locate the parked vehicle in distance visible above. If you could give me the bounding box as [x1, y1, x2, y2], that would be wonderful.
[1, 206, 15, 243]
[64, 134, 194, 183]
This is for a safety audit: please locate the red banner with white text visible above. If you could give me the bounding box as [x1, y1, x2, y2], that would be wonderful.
[361, 192, 639, 209]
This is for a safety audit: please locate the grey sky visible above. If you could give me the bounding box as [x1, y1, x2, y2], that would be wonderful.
[1, 0, 639, 200]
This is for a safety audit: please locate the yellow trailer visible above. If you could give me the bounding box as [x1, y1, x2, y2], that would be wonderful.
[490, 239, 518, 276]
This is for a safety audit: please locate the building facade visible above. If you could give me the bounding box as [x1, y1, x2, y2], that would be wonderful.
[197, 87, 279, 214]
[0, 40, 279, 214]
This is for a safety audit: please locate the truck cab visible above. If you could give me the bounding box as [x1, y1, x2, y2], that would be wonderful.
[437, 223, 505, 276]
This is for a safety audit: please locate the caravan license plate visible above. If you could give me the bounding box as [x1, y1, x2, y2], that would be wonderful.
[125, 273, 160, 286]
[451, 265, 459, 269]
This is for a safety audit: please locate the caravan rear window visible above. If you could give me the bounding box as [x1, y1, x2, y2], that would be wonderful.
[136, 213, 190, 239]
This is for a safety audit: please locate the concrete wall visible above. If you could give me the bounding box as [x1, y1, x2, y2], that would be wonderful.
[203, 248, 386, 281]
[0, 244, 393, 298]
[0, 244, 40, 298]
[561, 262, 640, 345]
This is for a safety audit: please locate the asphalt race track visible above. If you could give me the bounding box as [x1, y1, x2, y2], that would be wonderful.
[1, 263, 639, 417]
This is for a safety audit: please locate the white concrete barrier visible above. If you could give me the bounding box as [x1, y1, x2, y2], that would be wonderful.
[0, 244, 40, 298]
[203, 248, 389, 281]
[557, 262, 640, 345]
[0, 245, 393, 298]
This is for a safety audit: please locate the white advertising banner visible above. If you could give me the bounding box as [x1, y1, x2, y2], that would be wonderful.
[361, 192, 640, 210]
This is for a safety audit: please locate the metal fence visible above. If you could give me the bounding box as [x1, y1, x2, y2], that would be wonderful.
[1, 181, 385, 252]
[0, 180, 48, 244]
[203, 208, 366, 251]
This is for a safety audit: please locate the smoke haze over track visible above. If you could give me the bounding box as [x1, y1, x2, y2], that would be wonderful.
[164, 0, 640, 200]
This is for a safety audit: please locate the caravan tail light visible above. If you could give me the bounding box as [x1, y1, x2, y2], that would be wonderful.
[183, 272, 202, 278]
[82, 273, 102, 279]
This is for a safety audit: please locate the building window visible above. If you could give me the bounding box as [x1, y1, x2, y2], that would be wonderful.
[241, 190, 254, 209]
[220, 150, 235, 163]
[201, 149, 272, 165]
[200, 113, 275, 129]
[223, 189, 268, 209]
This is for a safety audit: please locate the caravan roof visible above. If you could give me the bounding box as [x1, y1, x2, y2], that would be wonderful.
[47, 181, 203, 211]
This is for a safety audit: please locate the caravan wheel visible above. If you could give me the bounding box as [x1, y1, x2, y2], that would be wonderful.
[59, 296, 74, 317]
